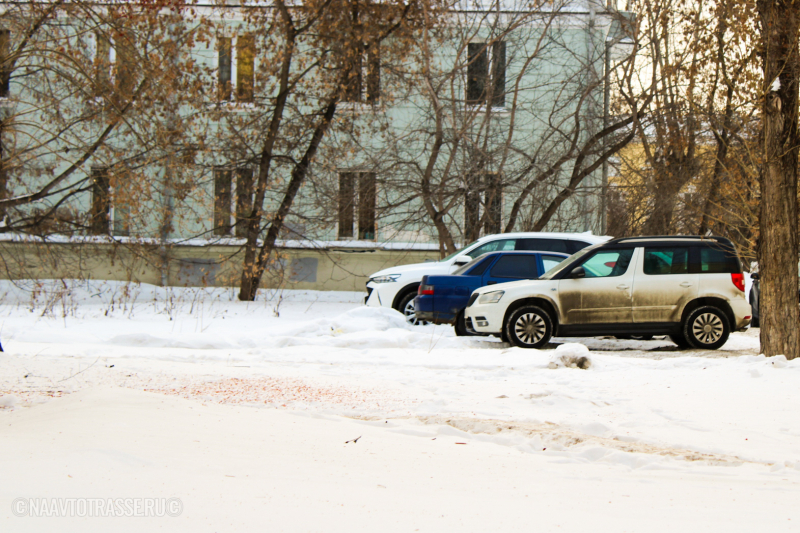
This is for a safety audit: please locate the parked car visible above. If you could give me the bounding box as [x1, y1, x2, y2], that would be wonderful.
[748, 263, 800, 327]
[465, 236, 751, 350]
[365, 232, 610, 324]
[414, 251, 569, 335]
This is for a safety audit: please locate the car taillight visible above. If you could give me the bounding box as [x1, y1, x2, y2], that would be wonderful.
[731, 273, 745, 292]
[418, 284, 434, 295]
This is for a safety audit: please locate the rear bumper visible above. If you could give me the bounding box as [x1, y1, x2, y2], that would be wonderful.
[414, 295, 456, 324]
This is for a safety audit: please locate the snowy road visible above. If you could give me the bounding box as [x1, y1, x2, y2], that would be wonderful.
[2, 280, 800, 531]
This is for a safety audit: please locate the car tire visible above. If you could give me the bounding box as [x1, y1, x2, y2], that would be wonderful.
[505, 305, 553, 349]
[683, 306, 730, 350]
[454, 311, 477, 337]
[397, 290, 427, 326]
[668, 333, 691, 349]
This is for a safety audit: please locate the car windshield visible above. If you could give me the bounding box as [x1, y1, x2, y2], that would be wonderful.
[440, 240, 479, 262]
[452, 256, 484, 275]
[538, 243, 601, 280]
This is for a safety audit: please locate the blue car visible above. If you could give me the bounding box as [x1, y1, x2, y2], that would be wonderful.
[414, 251, 569, 336]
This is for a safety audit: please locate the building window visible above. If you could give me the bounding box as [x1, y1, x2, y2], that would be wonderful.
[217, 36, 232, 101]
[217, 33, 255, 103]
[89, 167, 110, 235]
[465, 172, 502, 240]
[93, 31, 136, 99]
[466, 41, 505, 107]
[213, 167, 254, 237]
[236, 34, 255, 103]
[0, 29, 10, 97]
[338, 172, 376, 239]
[484, 172, 502, 234]
[343, 43, 381, 104]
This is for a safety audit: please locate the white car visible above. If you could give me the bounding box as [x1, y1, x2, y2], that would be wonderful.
[365, 232, 611, 323]
[465, 236, 752, 349]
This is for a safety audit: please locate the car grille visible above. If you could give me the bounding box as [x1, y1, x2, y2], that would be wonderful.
[467, 293, 479, 307]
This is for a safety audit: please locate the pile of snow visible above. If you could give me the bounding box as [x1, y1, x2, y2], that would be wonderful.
[548, 343, 592, 369]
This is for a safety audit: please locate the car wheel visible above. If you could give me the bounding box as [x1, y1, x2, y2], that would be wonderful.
[668, 333, 691, 349]
[505, 305, 553, 349]
[397, 291, 427, 326]
[683, 306, 730, 350]
[454, 311, 475, 337]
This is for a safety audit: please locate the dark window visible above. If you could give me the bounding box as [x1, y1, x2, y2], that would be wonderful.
[95, 32, 111, 96]
[366, 42, 381, 103]
[484, 173, 502, 234]
[0, 29, 10, 97]
[339, 172, 376, 240]
[115, 31, 137, 99]
[467, 41, 505, 106]
[464, 171, 481, 242]
[490, 255, 539, 279]
[466, 43, 487, 104]
[358, 172, 376, 240]
[89, 167, 111, 235]
[517, 238, 569, 254]
[213, 169, 232, 236]
[491, 41, 505, 107]
[113, 172, 130, 237]
[338, 173, 355, 238]
[234, 168, 254, 238]
[237, 33, 255, 103]
[643, 247, 689, 275]
[217, 36, 232, 101]
[696, 245, 740, 274]
[577, 249, 634, 278]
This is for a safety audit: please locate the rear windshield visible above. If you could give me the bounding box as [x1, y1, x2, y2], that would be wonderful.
[453, 255, 494, 276]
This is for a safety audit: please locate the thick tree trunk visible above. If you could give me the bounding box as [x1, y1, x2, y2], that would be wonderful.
[757, 0, 800, 359]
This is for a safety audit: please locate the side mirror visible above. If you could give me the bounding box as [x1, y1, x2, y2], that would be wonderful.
[569, 266, 586, 279]
[750, 272, 760, 281]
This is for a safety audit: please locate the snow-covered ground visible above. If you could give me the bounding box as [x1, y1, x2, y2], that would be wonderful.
[2, 280, 799, 532]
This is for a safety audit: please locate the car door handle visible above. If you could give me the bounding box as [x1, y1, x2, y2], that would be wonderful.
[616, 284, 629, 290]
[680, 282, 692, 288]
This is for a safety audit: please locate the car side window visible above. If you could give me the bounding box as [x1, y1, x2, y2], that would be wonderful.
[698, 246, 739, 274]
[489, 255, 539, 279]
[517, 238, 569, 254]
[466, 239, 516, 259]
[541, 255, 566, 273]
[643, 247, 689, 275]
[578, 249, 634, 278]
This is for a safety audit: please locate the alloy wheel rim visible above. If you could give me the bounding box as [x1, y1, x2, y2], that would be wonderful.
[514, 312, 546, 345]
[692, 313, 723, 344]
[404, 300, 420, 325]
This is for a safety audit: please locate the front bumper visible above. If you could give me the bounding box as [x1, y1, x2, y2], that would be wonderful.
[365, 281, 403, 308]
[464, 301, 507, 334]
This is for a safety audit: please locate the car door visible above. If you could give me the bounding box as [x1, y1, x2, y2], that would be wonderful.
[483, 254, 540, 286]
[557, 247, 638, 324]
[632, 246, 698, 323]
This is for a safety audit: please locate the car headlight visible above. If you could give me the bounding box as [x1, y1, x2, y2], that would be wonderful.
[370, 274, 400, 284]
[478, 291, 504, 304]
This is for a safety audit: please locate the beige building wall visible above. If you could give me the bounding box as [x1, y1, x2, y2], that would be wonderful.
[0, 242, 440, 293]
